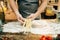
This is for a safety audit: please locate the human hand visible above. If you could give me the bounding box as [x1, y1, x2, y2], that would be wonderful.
[27, 14, 37, 20]
[16, 14, 25, 24]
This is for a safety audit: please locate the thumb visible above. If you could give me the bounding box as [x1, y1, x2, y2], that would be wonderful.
[27, 15, 33, 18]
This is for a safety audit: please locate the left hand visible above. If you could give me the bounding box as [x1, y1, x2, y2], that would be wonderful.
[27, 14, 37, 20]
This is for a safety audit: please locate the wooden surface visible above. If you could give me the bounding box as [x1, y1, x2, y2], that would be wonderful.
[0, 32, 53, 40]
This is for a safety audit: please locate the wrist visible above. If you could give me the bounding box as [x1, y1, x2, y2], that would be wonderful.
[15, 10, 22, 17]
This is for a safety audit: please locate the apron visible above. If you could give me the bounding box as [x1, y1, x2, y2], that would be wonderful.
[18, 0, 39, 18]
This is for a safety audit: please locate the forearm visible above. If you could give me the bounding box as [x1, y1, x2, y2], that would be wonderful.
[35, 0, 48, 16]
[9, 0, 21, 16]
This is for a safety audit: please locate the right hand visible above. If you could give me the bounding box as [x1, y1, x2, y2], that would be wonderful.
[16, 14, 25, 24]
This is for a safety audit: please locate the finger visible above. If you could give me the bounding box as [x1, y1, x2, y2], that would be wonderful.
[27, 16, 32, 19]
[18, 19, 24, 24]
[31, 18, 34, 21]
[21, 18, 25, 22]
[18, 16, 25, 22]
[27, 14, 33, 18]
